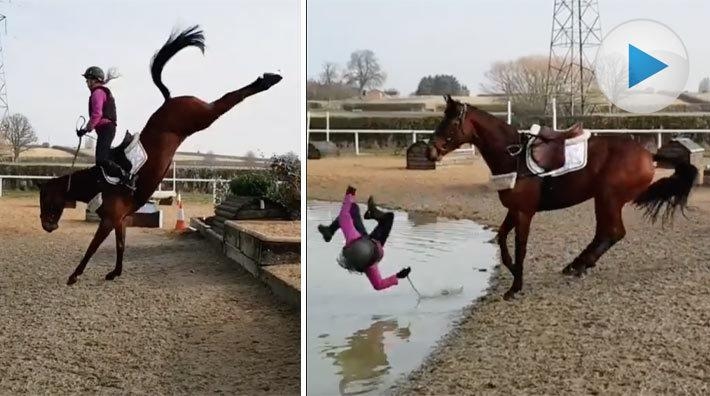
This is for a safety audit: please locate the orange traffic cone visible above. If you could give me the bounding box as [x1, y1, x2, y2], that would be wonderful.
[174, 194, 187, 231]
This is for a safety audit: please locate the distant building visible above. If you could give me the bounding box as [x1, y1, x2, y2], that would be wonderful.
[363, 89, 387, 100]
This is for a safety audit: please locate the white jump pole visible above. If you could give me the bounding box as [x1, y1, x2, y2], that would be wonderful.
[552, 97, 558, 130]
[507, 100, 512, 124]
[325, 111, 330, 142]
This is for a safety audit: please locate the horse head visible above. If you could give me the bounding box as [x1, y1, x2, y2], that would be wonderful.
[427, 95, 477, 161]
[39, 176, 69, 232]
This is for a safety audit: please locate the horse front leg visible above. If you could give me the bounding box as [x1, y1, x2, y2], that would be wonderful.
[68, 218, 113, 285]
[504, 211, 533, 300]
[497, 211, 515, 272]
[105, 219, 127, 281]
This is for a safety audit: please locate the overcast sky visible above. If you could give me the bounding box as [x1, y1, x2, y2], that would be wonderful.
[307, 0, 709, 96]
[5, 0, 299, 156]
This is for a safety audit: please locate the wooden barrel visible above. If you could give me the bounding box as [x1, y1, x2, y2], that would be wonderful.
[308, 141, 339, 159]
[406, 141, 436, 170]
[307, 143, 320, 159]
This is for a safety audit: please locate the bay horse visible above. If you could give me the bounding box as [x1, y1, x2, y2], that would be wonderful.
[39, 25, 283, 285]
[427, 95, 697, 300]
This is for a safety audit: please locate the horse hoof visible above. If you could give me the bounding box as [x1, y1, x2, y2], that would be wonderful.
[258, 73, 283, 89]
[503, 290, 516, 300]
[105, 271, 121, 281]
[67, 276, 78, 286]
[561, 265, 576, 275]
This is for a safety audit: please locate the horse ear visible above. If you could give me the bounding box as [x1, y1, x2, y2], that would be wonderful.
[443, 94, 452, 103]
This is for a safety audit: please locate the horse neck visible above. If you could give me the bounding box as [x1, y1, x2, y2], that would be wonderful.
[466, 110, 519, 175]
[65, 168, 101, 202]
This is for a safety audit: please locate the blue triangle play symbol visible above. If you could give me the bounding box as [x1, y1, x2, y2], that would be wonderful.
[628, 44, 668, 88]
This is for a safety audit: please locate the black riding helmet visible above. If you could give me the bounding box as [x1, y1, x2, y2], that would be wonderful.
[82, 66, 105, 82]
[341, 236, 380, 272]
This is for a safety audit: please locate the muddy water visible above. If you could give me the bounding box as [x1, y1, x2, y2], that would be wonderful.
[307, 200, 497, 395]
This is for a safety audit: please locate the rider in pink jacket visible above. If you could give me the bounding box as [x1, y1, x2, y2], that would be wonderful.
[318, 185, 410, 291]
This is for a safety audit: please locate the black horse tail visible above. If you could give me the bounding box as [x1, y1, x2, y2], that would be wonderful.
[150, 25, 205, 101]
[633, 154, 698, 224]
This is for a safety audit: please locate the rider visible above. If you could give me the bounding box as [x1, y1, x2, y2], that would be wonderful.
[77, 66, 135, 190]
[318, 185, 411, 291]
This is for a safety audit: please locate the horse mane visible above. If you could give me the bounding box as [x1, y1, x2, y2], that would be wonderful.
[446, 97, 513, 132]
[150, 25, 206, 101]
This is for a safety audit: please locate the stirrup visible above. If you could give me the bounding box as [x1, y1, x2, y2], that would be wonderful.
[121, 174, 137, 192]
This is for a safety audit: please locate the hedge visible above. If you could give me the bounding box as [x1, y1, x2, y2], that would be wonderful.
[341, 102, 427, 112]
[310, 113, 710, 131]
[514, 114, 710, 130]
[309, 116, 446, 130]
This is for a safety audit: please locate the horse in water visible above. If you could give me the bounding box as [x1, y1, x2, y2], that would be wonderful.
[39, 26, 283, 285]
[428, 95, 697, 300]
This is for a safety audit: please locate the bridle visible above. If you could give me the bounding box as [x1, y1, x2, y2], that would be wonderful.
[448, 101, 544, 177]
[451, 102, 526, 158]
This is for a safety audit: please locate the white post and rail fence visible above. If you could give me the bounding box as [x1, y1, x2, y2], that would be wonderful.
[308, 98, 710, 156]
[0, 174, 229, 204]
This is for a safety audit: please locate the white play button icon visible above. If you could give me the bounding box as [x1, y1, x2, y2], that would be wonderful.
[594, 19, 689, 114]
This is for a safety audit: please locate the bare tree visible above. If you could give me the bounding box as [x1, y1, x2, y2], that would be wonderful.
[345, 49, 386, 92]
[245, 150, 258, 168]
[306, 78, 358, 100]
[204, 150, 216, 165]
[699, 77, 710, 93]
[594, 54, 627, 113]
[1, 113, 38, 162]
[482, 55, 564, 116]
[319, 62, 340, 85]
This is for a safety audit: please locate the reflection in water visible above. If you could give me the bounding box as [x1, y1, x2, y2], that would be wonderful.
[322, 319, 411, 395]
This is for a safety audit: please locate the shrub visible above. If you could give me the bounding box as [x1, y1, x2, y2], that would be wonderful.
[228, 172, 273, 197]
[266, 152, 301, 219]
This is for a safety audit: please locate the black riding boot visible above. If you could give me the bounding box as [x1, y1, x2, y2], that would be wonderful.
[98, 160, 136, 192]
[364, 196, 386, 220]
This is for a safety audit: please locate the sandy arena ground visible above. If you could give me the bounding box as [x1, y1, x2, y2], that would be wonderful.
[308, 156, 710, 395]
[0, 195, 299, 395]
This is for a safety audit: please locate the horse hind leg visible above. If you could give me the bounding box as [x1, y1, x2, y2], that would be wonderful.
[68, 218, 114, 285]
[563, 197, 626, 276]
[105, 219, 127, 281]
[210, 73, 283, 117]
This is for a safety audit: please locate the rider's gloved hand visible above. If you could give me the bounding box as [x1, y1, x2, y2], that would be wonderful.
[76, 128, 88, 138]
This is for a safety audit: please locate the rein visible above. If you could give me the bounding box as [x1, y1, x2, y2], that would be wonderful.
[458, 104, 550, 178]
[67, 116, 89, 193]
[458, 104, 531, 170]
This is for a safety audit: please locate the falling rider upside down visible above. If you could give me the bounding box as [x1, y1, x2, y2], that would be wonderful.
[318, 185, 411, 291]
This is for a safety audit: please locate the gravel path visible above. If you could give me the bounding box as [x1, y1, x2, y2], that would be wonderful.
[308, 156, 710, 395]
[0, 196, 300, 395]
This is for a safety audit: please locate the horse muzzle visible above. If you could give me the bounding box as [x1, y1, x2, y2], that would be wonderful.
[42, 221, 58, 233]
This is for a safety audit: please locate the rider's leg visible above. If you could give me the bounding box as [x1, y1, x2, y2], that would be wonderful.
[95, 124, 135, 189]
[95, 124, 122, 178]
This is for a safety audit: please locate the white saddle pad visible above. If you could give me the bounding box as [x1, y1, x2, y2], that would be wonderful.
[101, 136, 148, 185]
[525, 128, 592, 177]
